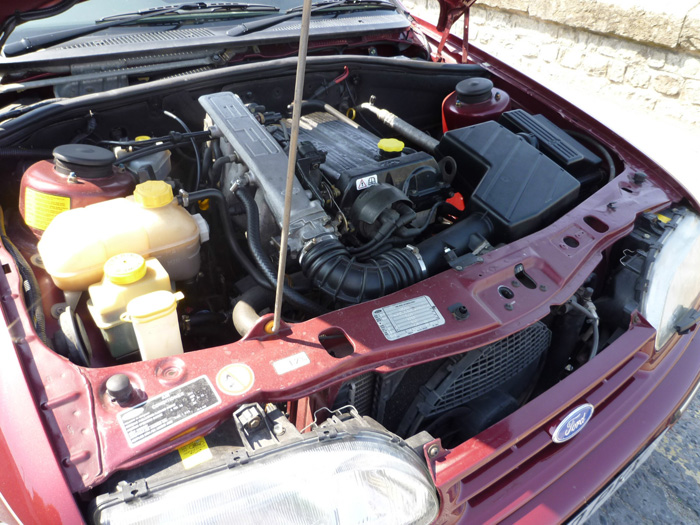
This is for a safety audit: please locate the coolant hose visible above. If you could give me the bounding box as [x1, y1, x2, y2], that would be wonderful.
[232, 286, 275, 337]
[301, 238, 426, 304]
[183, 188, 270, 291]
[234, 186, 327, 316]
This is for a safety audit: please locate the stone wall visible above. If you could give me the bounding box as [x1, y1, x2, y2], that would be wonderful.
[406, 0, 700, 125]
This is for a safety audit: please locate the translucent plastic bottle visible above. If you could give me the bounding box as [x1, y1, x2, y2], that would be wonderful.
[87, 254, 172, 359]
[122, 290, 185, 361]
[38, 181, 207, 291]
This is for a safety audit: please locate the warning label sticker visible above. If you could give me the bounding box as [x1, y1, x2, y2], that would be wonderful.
[177, 437, 212, 470]
[24, 188, 70, 231]
[355, 174, 379, 191]
[118, 376, 221, 448]
[372, 296, 445, 341]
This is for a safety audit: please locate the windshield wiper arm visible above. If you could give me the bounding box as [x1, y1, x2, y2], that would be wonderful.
[3, 2, 279, 58]
[227, 0, 395, 37]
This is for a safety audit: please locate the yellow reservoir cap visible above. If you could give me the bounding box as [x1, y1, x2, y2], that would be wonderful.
[134, 180, 173, 208]
[125, 290, 184, 323]
[104, 253, 147, 285]
[378, 138, 405, 153]
[135, 135, 151, 142]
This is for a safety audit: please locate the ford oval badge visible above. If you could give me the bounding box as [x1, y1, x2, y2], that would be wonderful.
[552, 404, 594, 443]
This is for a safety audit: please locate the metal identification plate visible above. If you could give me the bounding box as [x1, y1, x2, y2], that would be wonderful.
[372, 296, 445, 341]
[118, 376, 221, 447]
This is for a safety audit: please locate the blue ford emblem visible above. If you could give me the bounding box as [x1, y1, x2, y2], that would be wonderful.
[552, 404, 594, 443]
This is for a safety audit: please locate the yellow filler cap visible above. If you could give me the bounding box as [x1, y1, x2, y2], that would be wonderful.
[104, 253, 147, 285]
[377, 138, 405, 153]
[134, 135, 151, 142]
[133, 180, 173, 208]
[126, 290, 184, 323]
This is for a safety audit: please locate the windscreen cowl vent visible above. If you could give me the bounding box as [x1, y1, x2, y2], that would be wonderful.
[58, 28, 216, 49]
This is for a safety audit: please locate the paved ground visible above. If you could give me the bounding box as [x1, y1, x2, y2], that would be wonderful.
[403, 4, 700, 522]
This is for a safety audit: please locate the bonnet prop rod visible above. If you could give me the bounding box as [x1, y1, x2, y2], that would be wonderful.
[272, 0, 315, 333]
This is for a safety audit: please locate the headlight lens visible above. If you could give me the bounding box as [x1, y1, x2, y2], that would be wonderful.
[641, 209, 700, 349]
[95, 432, 439, 525]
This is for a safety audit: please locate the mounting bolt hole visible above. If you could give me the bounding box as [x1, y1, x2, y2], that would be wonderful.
[498, 286, 515, 299]
[563, 236, 580, 248]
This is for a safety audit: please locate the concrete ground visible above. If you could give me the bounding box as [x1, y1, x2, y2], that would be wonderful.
[403, 4, 700, 522]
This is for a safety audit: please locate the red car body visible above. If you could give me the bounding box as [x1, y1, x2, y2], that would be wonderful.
[1, 2, 699, 524]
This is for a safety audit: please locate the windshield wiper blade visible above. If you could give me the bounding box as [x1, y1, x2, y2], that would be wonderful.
[100, 2, 279, 21]
[227, 0, 395, 37]
[3, 2, 279, 58]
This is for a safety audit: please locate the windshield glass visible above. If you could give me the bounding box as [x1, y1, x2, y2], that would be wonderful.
[7, 0, 301, 44]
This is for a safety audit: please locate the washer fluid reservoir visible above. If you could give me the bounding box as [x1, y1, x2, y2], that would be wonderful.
[19, 144, 135, 237]
[38, 181, 207, 291]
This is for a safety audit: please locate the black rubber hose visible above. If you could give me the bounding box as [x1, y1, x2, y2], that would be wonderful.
[232, 286, 275, 337]
[301, 238, 425, 304]
[565, 129, 617, 182]
[183, 189, 270, 291]
[416, 212, 494, 275]
[234, 186, 327, 316]
[211, 155, 232, 186]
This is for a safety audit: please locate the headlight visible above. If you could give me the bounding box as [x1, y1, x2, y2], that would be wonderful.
[640, 209, 700, 349]
[93, 409, 440, 525]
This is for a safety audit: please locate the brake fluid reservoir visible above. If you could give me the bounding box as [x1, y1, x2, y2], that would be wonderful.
[19, 144, 135, 237]
[123, 290, 185, 361]
[38, 181, 205, 291]
[87, 254, 172, 359]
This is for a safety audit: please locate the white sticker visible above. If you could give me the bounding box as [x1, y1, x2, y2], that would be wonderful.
[272, 352, 311, 375]
[372, 296, 445, 341]
[216, 363, 255, 396]
[355, 174, 379, 190]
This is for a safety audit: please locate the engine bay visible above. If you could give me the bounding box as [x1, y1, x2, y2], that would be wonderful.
[1, 58, 681, 501]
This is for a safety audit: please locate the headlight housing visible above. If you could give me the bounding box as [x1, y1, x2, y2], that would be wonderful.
[93, 406, 440, 525]
[639, 208, 700, 349]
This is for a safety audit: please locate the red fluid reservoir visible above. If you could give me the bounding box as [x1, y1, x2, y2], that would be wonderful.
[19, 144, 135, 237]
[442, 77, 511, 132]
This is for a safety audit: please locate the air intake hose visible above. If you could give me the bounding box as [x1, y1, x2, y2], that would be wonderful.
[301, 212, 494, 304]
[301, 239, 426, 304]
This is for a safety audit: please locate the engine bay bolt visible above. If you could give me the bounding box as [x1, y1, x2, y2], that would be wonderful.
[504, 303, 514, 311]
[455, 265, 463, 271]
[607, 201, 617, 210]
[272, 424, 285, 436]
[511, 280, 520, 288]
[633, 171, 648, 185]
[427, 444, 440, 458]
[106, 374, 133, 404]
[540, 285, 547, 292]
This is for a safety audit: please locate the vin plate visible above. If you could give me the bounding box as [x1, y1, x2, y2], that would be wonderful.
[118, 376, 221, 447]
[372, 296, 445, 341]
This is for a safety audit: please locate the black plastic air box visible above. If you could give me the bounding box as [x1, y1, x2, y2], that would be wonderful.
[499, 109, 602, 177]
[438, 121, 580, 241]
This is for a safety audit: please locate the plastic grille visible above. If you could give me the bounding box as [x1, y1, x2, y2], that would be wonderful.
[428, 322, 551, 416]
[60, 29, 215, 49]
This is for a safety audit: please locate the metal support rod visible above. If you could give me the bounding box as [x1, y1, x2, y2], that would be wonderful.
[272, 0, 315, 333]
